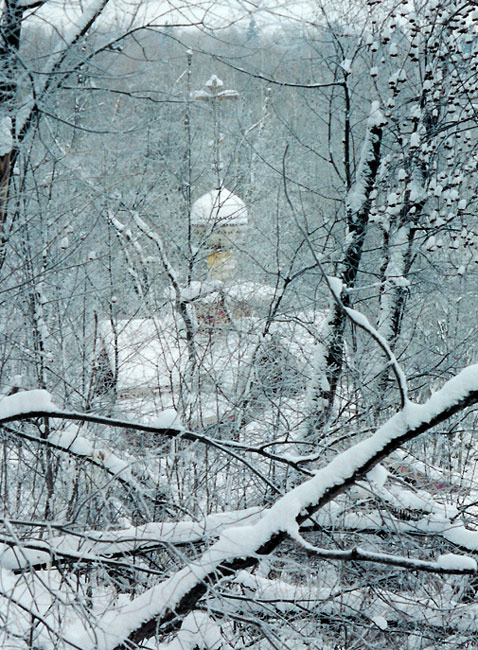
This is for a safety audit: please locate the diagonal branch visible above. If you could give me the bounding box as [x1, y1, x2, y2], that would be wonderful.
[98, 364, 478, 650]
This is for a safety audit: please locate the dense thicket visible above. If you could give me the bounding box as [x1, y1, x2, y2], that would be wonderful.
[1, 1, 478, 649]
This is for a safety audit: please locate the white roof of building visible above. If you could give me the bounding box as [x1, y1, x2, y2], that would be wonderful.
[97, 307, 329, 421]
[191, 188, 248, 227]
[98, 317, 188, 395]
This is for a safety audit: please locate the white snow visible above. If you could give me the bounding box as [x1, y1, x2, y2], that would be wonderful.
[430, 519, 478, 552]
[397, 168, 407, 181]
[336, 303, 409, 403]
[346, 101, 384, 217]
[437, 553, 477, 571]
[191, 188, 248, 226]
[366, 464, 388, 488]
[341, 58, 352, 73]
[59, 235, 69, 249]
[93, 448, 130, 476]
[0, 116, 13, 156]
[368, 100, 386, 128]
[410, 132, 420, 148]
[234, 569, 478, 635]
[97, 317, 187, 396]
[157, 611, 229, 650]
[22, 507, 264, 562]
[372, 615, 388, 630]
[47, 427, 133, 482]
[0, 542, 51, 570]
[217, 88, 240, 100]
[206, 74, 223, 89]
[163, 280, 277, 307]
[192, 89, 212, 101]
[392, 275, 410, 287]
[377, 224, 409, 340]
[301, 309, 334, 429]
[0, 389, 56, 421]
[5, 361, 478, 646]
[17, 0, 110, 138]
[151, 409, 183, 430]
[346, 185, 367, 215]
[327, 275, 343, 297]
[0, 508, 264, 576]
[84, 363, 478, 649]
[48, 429, 93, 456]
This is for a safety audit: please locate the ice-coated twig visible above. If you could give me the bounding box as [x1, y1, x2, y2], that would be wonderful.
[287, 527, 477, 574]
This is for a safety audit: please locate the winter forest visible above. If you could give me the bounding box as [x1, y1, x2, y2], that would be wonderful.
[1, 0, 478, 648]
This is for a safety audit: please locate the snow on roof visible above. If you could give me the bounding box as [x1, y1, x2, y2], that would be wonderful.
[191, 188, 248, 227]
[97, 307, 329, 422]
[226, 281, 277, 303]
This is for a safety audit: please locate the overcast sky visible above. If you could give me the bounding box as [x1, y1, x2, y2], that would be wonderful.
[28, 0, 320, 35]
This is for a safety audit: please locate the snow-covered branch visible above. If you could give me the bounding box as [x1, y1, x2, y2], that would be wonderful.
[71, 363, 478, 650]
[0, 390, 289, 494]
[1, 422, 148, 496]
[345, 101, 385, 227]
[0, 507, 263, 571]
[290, 533, 477, 574]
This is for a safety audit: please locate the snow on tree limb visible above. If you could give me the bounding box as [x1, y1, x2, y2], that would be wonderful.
[1, 421, 149, 498]
[0, 507, 263, 571]
[64, 363, 478, 650]
[234, 569, 478, 634]
[0, 391, 288, 496]
[345, 101, 385, 224]
[5, 367, 478, 650]
[298, 101, 385, 414]
[317, 502, 478, 556]
[289, 530, 478, 574]
[0, 388, 55, 419]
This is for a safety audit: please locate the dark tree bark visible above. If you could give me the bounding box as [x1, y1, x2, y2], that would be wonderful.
[321, 117, 383, 421]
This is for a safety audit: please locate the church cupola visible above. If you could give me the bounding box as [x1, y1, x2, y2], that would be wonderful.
[191, 187, 248, 281]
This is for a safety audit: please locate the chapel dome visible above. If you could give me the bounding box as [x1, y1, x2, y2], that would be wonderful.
[191, 188, 248, 227]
